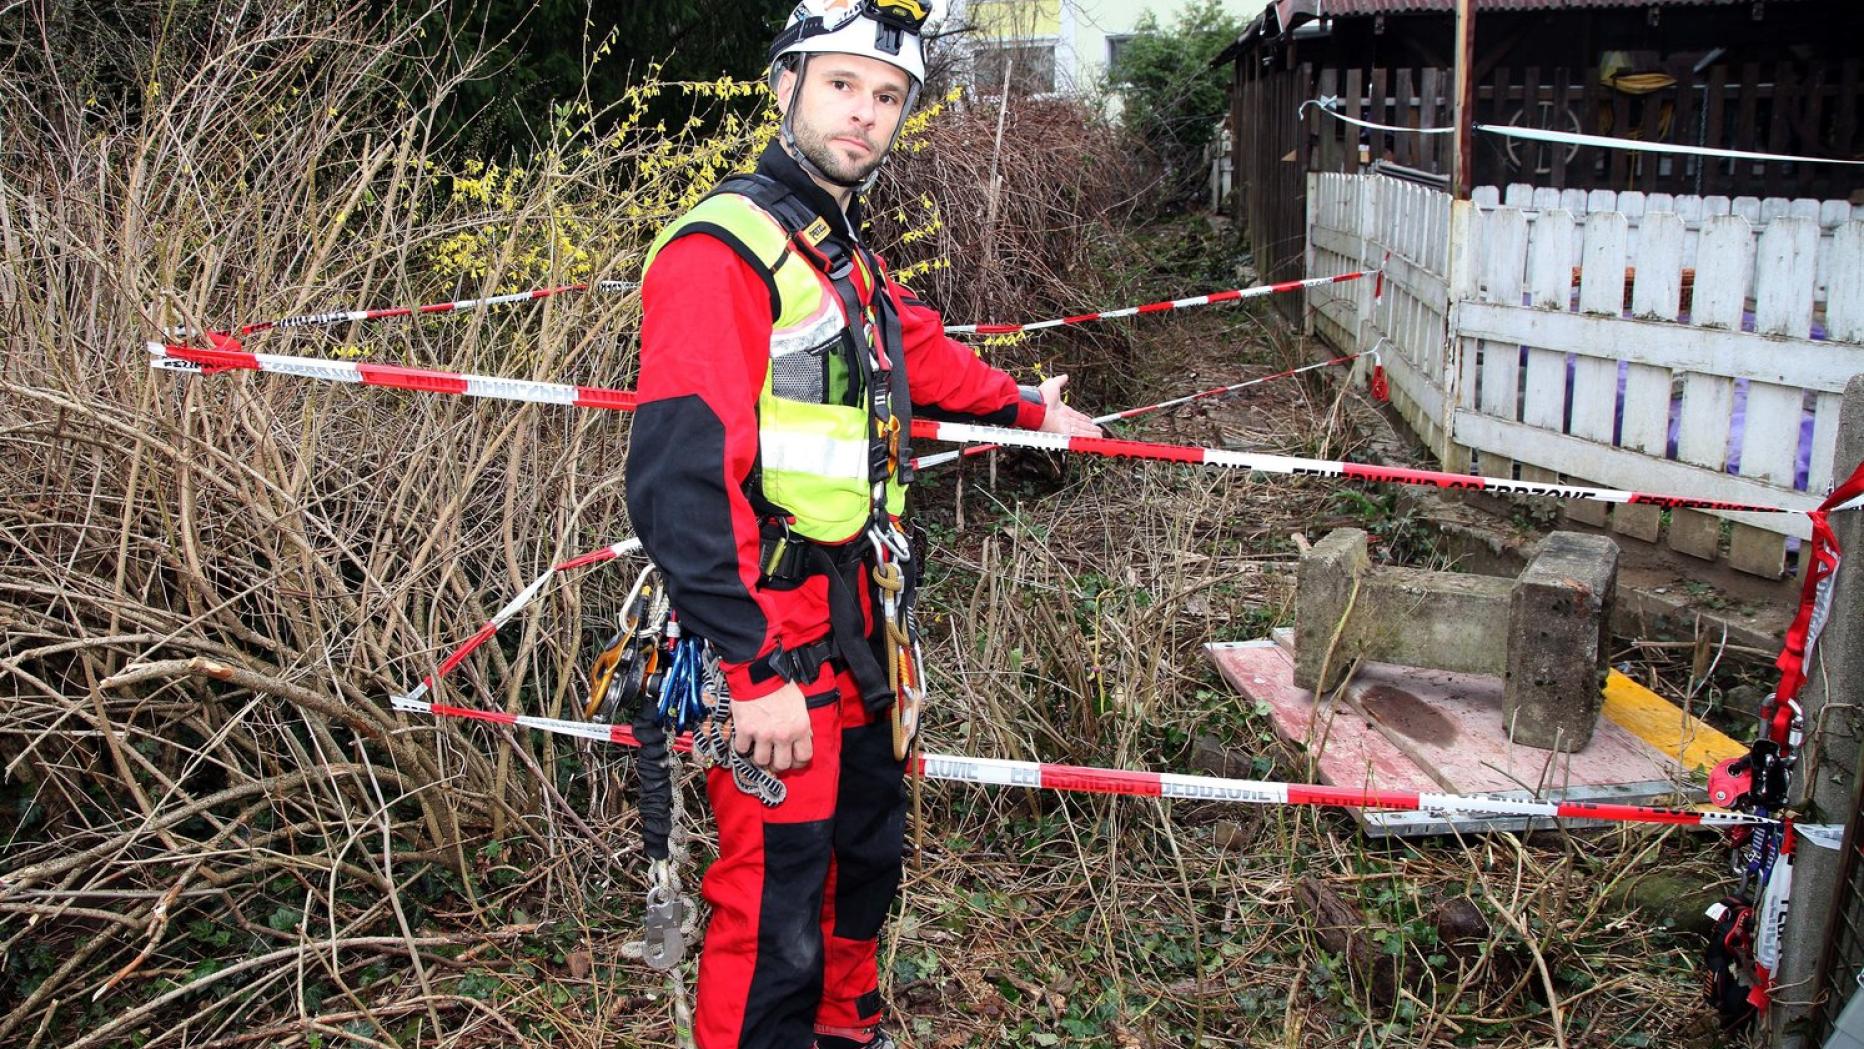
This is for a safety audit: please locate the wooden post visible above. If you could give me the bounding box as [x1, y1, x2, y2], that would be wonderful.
[1450, 0, 1476, 199]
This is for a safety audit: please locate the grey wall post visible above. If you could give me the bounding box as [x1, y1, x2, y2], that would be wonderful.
[1771, 374, 1864, 1047]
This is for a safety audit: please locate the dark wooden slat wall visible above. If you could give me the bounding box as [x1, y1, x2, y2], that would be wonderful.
[1246, 61, 1864, 199]
[1232, 52, 1315, 327]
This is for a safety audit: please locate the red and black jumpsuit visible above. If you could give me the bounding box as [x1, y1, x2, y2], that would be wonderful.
[625, 142, 1047, 1049]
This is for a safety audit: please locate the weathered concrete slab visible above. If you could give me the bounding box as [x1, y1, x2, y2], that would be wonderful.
[1505, 532, 1619, 751]
[1295, 528, 1514, 692]
[1296, 527, 1622, 751]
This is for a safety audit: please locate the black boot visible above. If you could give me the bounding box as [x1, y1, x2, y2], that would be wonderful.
[816, 1034, 897, 1049]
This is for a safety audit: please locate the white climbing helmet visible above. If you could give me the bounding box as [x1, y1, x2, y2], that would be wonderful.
[768, 0, 933, 89]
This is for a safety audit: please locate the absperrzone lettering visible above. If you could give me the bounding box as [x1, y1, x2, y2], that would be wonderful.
[1161, 780, 1280, 804]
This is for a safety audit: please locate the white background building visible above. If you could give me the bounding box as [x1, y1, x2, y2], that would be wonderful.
[941, 0, 1274, 98]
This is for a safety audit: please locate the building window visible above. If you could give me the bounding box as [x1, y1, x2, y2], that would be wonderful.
[973, 43, 1057, 95]
[1106, 33, 1136, 74]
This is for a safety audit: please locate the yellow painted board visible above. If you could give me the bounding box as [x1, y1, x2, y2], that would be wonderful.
[972, 0, 1060, 36]
[1601, 669, 1746, 774]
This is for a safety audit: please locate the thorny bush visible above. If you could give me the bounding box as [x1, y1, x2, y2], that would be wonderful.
[0, 3, 1151, 1045]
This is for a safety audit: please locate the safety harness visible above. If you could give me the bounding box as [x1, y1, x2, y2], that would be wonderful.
[591, 171, 935, 979]
[654, 171, 928, 759]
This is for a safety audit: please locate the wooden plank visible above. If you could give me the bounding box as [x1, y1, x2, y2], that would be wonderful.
[1765, 62, 1794, 199]
[1453, 305, 1864, 392]
[1676, 216, 1750, 474]
[1742, 217, 1819, 486]
[1452, 411, 1815, 539]
[1478, 209, 1529, 473]
[1808, 393, 1842, 496]
[1829, 221, 1864, 344]
[1669, 67, 1699, 195]
[1608, 80, 1632, 187]
[1369, 66, 1390, 165]
[1395, 67, 1417, 168]
[1797, 67, 1823, 197]
[1840, 59, 1861, 181]
[1345, 67, 1364, 174]
[1601, 670, 1746, 775]
[1677, 193, 1705, 270]
[1639, 83, 1668, 191]
[1338, 663, 1679, 797]
[1382, 347, 1446, 424]
[1318, 67, 1342, 173]
[1547, 66, 1571, 189]
[1204, 642, 1442, 795]
[1705, 63, 1729, 185]
[1571, 212, 1627, 443]
[1670, 212, 1749, 562]
[1522, 208, 1575, 459]
[1617, 210, 1683, 542]
[1735, 63, 1761, 195]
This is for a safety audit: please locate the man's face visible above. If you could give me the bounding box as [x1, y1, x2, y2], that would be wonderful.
[776, 53, 910, 185]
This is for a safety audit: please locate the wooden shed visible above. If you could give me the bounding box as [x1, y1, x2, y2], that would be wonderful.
[1217, 0, 1864, 320]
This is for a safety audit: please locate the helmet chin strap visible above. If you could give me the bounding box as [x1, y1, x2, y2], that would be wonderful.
[779, 55, 920, 198]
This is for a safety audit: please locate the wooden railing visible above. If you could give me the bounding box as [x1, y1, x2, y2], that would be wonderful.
[1307, 172, 1864, 578]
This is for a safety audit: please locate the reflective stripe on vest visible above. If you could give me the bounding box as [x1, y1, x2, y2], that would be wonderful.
[644, 191, 907, 543]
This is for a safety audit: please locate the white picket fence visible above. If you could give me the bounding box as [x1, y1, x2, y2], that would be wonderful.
[1307, 172, 1864, 578]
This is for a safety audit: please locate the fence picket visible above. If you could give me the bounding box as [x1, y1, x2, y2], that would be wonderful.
[1830, 222, 1864, 344]
[1477, 207, 1529, 481]
[1317, 175, 1846, 579]
[1670, 215, 1750, 560]
[1744, 218, 1818, 484]
[1617, 211, 1685, 540]
[1565, 212, 1629, 526]
[1573, 212, 1626, 418]
[1520, 209, 1575, 490]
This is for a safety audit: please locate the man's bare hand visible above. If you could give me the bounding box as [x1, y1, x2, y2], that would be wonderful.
[1034, 374, 1102, 437]
[731, 681, 813, 772]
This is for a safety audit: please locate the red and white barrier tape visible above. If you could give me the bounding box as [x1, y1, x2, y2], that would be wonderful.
[942, 271, 1373, 335]
[150, 338, 639, 411]
[909, 351, 1375, 471]
[147, 341, 1855, 517]
[1299, 99, 1864, 168]
[910, 416, 1854, 518]
[208, 281, 638, 339]
[388, 695, 1772, 830]
[204, 270, 1355, 343]
[395, 538, 642, 706]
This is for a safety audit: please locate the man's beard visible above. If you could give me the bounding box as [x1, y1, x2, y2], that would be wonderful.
[791, 117, 886, 185]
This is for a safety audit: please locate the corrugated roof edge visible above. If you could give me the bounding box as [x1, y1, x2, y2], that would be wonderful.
[1213, 0, 1808, 67]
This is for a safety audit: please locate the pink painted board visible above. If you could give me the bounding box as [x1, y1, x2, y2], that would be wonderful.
[1336, 661, 1682, 796]
[1206, 641, 1442, 795]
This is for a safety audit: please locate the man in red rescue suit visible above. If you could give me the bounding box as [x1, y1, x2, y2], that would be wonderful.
[624, 3, 1101, 1047]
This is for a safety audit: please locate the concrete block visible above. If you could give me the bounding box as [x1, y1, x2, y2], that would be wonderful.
[1562, 500, 1610, 528]
[1728, 522, 1786, 579]
[1355, 568, 1513, 676]
[1504, 532, 1619, 752]
[1667, 507, 1722, 561]
[1610, 503, 1662, 543]
[1294, 528, 1370, 692]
